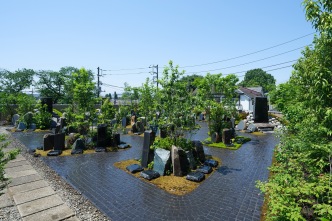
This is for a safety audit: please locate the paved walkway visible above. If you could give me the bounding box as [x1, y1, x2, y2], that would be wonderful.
[40, 122, 278, 221]
[1, 144, 79, 220]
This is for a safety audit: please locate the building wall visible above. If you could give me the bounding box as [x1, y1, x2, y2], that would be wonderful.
[239, 95, 253, 112]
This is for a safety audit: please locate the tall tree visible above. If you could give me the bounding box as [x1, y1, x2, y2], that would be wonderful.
[0, 68, 35, 93]
[240, 68, 276, 93]
[36, 70, 66, 103]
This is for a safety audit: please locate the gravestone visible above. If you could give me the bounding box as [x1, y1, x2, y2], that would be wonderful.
[131, 123, 138, 133]
[11, 114, 20, 126]
[222, 129, 232, 145]
[192, 140, 205, 163]
[140, 170, 160, 180]
[199, 113, 204, 121]
[50, 118, 57, 128]
[126, 164, 143, 173]
[112, 133, 120, 147]
[136, 121, 144, 133]
[72, 138, 85, 150]
[122, 117, 127, 128]
[236, 120, 247, 130]
[54, 133, 65, 151]
[196, 165, 212, 174]
[97, 124, 108, 147]
[172, 145, 190, 177]
[153, 148, 171, 176]
[254, 97, 269, 123]
[17, 122, 27, 130]
[211, 132, 220, 143]
[186, 172, 205, 182]
[186, 150, 197, 170]
[141, 131, 156, 168]
[247, 123, 257, 133]
[41, 97, 53, 113]
[43, 134, 54, 151]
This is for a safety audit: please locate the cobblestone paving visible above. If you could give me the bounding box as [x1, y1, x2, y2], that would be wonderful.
[16, 122, 278, 221]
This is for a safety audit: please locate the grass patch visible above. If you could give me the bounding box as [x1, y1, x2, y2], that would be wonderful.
[203, 136, 251, 150]
[114, 156, 221, 196]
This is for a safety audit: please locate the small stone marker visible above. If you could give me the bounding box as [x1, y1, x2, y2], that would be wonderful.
[222, 129, 232, 145]
[54, 133, 65, 151]
[204, 159, 218, 168]
[140, 170, 160, 180]
[236, 120, 247, 130]
[192, 140, 205, 163]
[172, 145, 190, 177]
[12, 114, 20, 126]
[47, 150, 62, 156]
[196, 165, 212, 174]
[141, 131, 155, 168]
[43, 134, 54, 151]
[153, 148, 171, 176]
[118, 143, 130, 149]
[122, 117, 127, 128]
[126, 164, 144, 173]
[186, 172, 205, 182]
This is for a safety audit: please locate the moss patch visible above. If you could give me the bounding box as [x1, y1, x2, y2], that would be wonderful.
[114, 157, 221, 196]
[203, 136, 251, 150]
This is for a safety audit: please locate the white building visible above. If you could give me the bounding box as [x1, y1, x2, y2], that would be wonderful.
[236, 87, 264, 112]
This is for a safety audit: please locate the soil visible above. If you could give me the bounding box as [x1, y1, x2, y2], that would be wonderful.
[114, 157, 221, 196]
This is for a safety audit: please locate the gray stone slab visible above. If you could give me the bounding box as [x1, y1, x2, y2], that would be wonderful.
[13, 186, 55, 205]
[17, 195, 64, 217]
[5, 169, 37, 179]
[23, 204, 75, 221]
[8, 174, 43, 187]
[5, 160, 30, 168]
[9, 180, 49, 194]
[0, 192, 14, 208]
[5, 164, 34, 173]
[9, 154, 25, 163]
[63, 216, 80, 221]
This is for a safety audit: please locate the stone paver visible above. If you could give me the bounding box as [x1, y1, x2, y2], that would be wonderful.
[13, 186, 55, 205]
[8, 174, 43, 187]
[17, 195, 64, 217]
[22, 204, 75, 221]
[8, 180, 49, 194]
[5, 169, 37, 179]
[0, 192, 14, 208]
[39, 121, 278, 221]
[5, 164, 34, 173]
[5, 160, 30, 168]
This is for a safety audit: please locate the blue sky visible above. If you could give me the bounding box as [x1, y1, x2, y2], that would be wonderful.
[1, 0, 315, 95]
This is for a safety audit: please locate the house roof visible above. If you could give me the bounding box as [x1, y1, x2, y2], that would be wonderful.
[237, 87, 263, 99]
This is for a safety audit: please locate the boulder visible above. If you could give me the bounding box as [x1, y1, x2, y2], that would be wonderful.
[153, 148, 171, 176]
[196, 165, 212, 174]
[204, 159, 218, 168]
[186, 150, 197, 170]
[192, 140, 205, 163]
[172, 145, 190, 177]
[72, 138, 86, 150]
[126, 164, 144, 173]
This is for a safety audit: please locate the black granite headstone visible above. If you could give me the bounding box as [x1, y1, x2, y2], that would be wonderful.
[186, 172, 205, 182]
[141, 131, 156, 168]
[43, 134, 54, 151]
[126, 164, 144, 173]
[192, 140, 205, 163]
[97, 124, 108, 147]
[111, 133, 120, 147]
[140, 170, 160, 180]
[41, 97, 53, 113]
[54, 133, 65, 150]
[254, 97, 269, 123]
[222, 129, 232, 145]
[172, 145, 190, 177]
[72, 138, 86, 150]
[186, 150, 197, 170]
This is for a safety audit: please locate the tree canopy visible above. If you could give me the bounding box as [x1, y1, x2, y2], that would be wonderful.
[240, 68, 276, 93]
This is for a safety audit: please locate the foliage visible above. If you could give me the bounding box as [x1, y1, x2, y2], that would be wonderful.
[0, 68, 35, 93]
[16, 93, 37, 115]
[99, 98, 116, 124]
[34, 103, 52, 130]
[239, 68, 276, 93]
[258, 2, 332, 220]
[151, 137, 193, 151]
[147, 161, 154, 170]
[0, 134, 19, 190]
[138, 78, 158, 128]
[0, 93, 17, 121]
[53, 109, 63, 117]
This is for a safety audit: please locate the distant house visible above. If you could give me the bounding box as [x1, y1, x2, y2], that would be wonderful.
[236, 87, 264, 112]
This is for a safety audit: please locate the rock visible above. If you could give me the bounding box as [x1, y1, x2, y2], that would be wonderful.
[11, 114, 20, 126]
[140, 170, 160, 180]
[29, 123, 37, 130]
[17, 122, 27, 130]
[47, 150, 62, 156]
[191, 140, 205, 163]
[211, 132, 220, 143]
[186, 172, 205, 182]
[172, 145, 190, 177]
[121, 117, 127, 128]
[204, 159, 218, 168]
[196, 165, 212, 174]
[247, 123, 257, 132]
[153, 148, 171, 176]
[118, 144, 130, 149]
[236, 120, 247, 130]
[71, 149, 83, 155]
[72, 138, 86, 150]
[126, 164, 144, 173]
[186, 150, 197, 170]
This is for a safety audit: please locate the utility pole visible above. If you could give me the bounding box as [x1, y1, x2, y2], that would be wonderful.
[97, 67, 100, 97]
[150, 65, 159, 89]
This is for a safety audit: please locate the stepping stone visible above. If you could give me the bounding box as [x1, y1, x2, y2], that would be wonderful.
[8, 180, 49, 194]
[5, 169, 37, 179]
[196, 165, 212, 174]
[186, 172, 205, 182]
[118, 144, 130, 149]
[47, 150, 62, 156]
[140, 170, 160, 180]
[13, 186, 55, 205]
[126, 164, 143, 173]
[8, 174, 43, 187]
[22, 204, 74, 221]
[204, 159, 218, 168]
[17, 195, 63, 217]
[0, 192, 14, 208]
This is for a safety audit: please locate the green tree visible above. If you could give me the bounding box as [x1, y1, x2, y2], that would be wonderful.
[0, 68, 35, 93]
[240, 68, 276, 93]
[139, 78, 157, 127]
